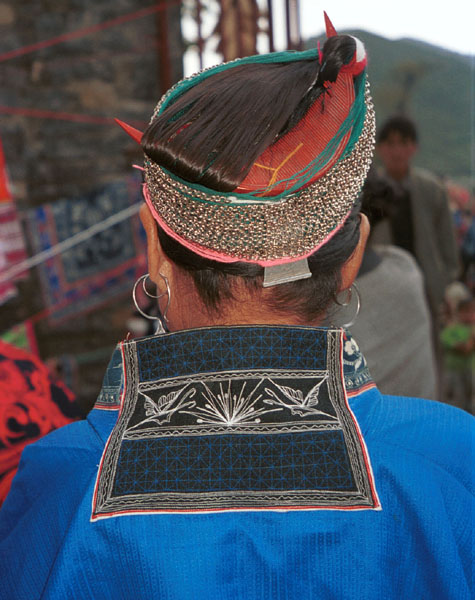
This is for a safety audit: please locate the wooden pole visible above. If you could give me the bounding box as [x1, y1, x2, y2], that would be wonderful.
[267, 0, 275, 52]
[196, 0, 204, 70]
[156, 0, 172, 93]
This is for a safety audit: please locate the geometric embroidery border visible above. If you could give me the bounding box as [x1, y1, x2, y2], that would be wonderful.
[92, 327, 380, 519]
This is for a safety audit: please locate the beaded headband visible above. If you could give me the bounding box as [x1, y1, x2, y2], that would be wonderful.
[117, 14, 375, 269]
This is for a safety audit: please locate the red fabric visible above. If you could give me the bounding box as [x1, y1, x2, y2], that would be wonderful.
[0, 341, 82, 504]
[0, 136, 11, 202]
[236, 73, 354, 196]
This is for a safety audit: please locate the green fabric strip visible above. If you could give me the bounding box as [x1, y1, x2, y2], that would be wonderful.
[152, 50, 367, 206]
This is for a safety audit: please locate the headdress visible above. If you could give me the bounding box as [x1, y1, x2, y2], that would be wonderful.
[117, 14, 375, 275]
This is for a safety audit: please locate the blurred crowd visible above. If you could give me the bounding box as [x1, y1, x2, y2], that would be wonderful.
[333, 114, 474, 412]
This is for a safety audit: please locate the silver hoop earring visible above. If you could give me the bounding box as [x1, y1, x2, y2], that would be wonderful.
[140, 273, 164, 300]
[333, 283, 361, 329]
[132, 273, 171, 334]
[334, 286, 352, 307]
[156, 272, 171, 323]
[335, 283, 361, 328]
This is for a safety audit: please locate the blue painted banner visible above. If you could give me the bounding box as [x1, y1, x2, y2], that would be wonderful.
[27, 176, 146, 324]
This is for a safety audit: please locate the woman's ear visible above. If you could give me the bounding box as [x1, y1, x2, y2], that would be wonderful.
[339, 213, 370, 291]
[139, 203, 171, 285]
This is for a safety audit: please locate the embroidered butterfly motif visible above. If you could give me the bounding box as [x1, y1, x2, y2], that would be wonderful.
[129, 387, 197, 429]
[263, 375, 335, 418]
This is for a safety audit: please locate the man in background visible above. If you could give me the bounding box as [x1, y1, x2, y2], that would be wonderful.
[375, 115, 459, 320]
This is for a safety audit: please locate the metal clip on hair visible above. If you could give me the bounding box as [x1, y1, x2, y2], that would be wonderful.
[263, 258, 312, 288]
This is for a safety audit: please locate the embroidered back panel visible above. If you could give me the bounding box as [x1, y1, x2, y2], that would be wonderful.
[92, 327, 379, 518]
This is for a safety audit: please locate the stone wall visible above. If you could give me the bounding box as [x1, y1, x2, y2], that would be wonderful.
[0, 0, 183, 412]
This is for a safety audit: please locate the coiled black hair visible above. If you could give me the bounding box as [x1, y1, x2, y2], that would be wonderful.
[143, 35, 364, 322]
[142, 35, 358, 191]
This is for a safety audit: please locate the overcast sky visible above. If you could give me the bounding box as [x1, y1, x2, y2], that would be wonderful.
[183, 1, 474, 75]
[299, 1, 474, 56]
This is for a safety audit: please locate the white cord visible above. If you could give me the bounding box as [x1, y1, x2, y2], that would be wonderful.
[0, 202, 142, 284]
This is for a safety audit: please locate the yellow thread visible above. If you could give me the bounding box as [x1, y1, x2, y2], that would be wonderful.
[255, 143, 304, 196]
[253, 164, 275, 172]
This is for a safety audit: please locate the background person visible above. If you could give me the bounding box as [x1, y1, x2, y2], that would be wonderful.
[441, 298, 475, 412]
[375, 115, 459, 320]
[332, 173, 437, 399]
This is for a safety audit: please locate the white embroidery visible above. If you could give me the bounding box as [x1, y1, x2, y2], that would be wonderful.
[183, 379, 282, 426]
[343, 337, 366, 372]
[263, 375, 335, 418]
[129, 386, 197, 428]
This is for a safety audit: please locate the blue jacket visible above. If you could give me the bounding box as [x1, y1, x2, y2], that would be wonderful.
[0, 326, 473, 599]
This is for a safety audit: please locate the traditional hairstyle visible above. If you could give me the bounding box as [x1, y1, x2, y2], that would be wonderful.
[143, 35, 359, 193]
[117, 14, 375, 320]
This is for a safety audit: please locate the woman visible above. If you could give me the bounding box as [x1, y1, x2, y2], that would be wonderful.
[0, 17, 472, 600]
[332, 174, 438, 399]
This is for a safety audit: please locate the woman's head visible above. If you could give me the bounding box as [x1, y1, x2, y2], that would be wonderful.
[139, 202, 369, 329]
[130, 19, 375, 328]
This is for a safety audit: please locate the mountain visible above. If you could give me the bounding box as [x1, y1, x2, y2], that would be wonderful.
[306, 30, 473, 183]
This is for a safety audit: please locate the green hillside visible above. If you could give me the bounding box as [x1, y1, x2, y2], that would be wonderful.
[306, 31, 473, 183]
